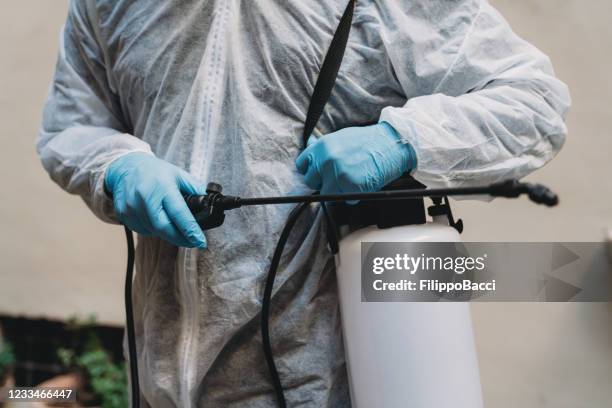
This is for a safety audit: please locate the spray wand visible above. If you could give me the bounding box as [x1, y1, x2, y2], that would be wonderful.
[183, 179, 558, 231]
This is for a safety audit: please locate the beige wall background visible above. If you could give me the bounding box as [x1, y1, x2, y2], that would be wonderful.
[0, 1, 610, 406]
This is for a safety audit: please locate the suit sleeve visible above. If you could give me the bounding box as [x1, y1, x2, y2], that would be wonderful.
[37, 0, 152, 223]
[379, 0, 571, 188]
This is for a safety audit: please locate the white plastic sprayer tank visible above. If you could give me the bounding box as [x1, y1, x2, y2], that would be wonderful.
[335, 217, 484, 408]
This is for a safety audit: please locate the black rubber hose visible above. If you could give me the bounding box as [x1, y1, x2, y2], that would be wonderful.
[261, 202, 311, 408]
[124, 226, 141, 408]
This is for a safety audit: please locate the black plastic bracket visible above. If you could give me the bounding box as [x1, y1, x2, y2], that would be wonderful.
[428, 196, 464, 234]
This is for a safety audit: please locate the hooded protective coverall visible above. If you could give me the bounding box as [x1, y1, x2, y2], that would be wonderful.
[38, 0, 570, 406]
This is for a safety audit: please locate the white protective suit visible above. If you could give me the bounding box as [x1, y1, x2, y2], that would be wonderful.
[38, 0, 570, 406]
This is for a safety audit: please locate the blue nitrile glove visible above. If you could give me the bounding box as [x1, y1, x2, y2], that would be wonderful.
[105, 152, 207, 248]
[295, 122, 416, 200]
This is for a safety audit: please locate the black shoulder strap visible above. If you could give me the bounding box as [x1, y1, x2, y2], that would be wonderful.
[262, 5, 356, 404]
[302, 0, 356, 147]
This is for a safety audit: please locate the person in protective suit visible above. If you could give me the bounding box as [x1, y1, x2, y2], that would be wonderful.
[38, 0, 570, 406]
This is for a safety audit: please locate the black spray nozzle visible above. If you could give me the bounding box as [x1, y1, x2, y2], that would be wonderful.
[526, 184, 559, 206]
[488, 179, 558, 206]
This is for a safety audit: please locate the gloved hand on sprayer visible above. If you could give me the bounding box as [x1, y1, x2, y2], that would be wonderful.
[104, 152, 207, 248]
[296, 122, 416, 198]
